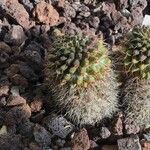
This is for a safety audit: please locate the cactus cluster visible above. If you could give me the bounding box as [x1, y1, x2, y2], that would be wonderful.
[45, 33, 118, 125]
[122, 26, 150, 129]
[123, 26, 150, 79]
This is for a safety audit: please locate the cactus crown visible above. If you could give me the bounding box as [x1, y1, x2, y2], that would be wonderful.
[47, 33, 110, 89]
[123, 26, 150, 79]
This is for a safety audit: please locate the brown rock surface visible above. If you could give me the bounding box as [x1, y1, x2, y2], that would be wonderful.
[3, 0, 33, 29]
[117, 135, 141, 150]
[33, 1, 59, 26]
[7, 95, 26, 106]
[141, 141, 150, 150]
[71, 128, 90, 150]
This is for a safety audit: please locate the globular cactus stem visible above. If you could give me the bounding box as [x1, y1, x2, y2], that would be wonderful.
[122, 26, 150, 129]
[45, 32, 118, 125]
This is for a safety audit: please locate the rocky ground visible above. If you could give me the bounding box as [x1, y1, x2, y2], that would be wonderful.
[0, 0, 150, 150]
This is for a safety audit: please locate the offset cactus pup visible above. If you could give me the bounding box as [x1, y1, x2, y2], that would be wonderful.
[44, 32, 119, 125]
[122, 26, 150, 129]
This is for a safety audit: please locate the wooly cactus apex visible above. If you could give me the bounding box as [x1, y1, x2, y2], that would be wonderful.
[123, 26, 150, 79]
[45, 33, 118, 125]
[122, 26, 150, 128]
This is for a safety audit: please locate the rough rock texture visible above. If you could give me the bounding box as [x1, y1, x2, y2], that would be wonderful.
[117, 135, 141, 150]
[71, 128, 90, 150]
[141, 141, 150, 150]
[0, 0, 33, 29]
[4, 25, 27, 45]
[0, 134, 23, 150]
[42, 115, 74, 139]
[33, 1, 59, 26]
[33, 124, 52, 146]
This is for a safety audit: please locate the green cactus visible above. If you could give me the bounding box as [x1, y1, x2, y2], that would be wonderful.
[123, 26, 150, 79]
[122, 26, 150, 129]
[45, 33, 118, 125]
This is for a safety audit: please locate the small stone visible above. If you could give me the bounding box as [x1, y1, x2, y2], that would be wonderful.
[141, 141, 150, 150]
[42, 115, 74, 139]
[100, 127, 111, 139]
[58, 0, 65, 8]
[30, 98, 43, 113]
[5, 104, 31, 126]
[4, 25, 27, 45]
[112, 112, 123, 135]
[33, 1, 59, 26]
[0, 85, 9, 97]
[33, 124, 52, 146]
[89, 16, 100, 28]
[0, 134, 23, 150]
[11, 74, 28, 87]
[117, 135, 141, 150]
[71, 128, 90, 150]
[2, 0, 33, 29]
[10, 86, 20, 96]
[64, 2, 76, 18]
[131, 6, 144, 25]
[6, 95, 26, 106]
[124, 118, 140, 135]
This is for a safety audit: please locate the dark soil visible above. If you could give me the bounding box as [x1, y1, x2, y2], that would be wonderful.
[0, 0, 150, 150]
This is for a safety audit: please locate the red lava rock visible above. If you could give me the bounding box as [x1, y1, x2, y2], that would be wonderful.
[58, 0, 65, 8]
[112, 113, 123, 136]
[141, 141, 150, 150]
[4, 25, 27, 45]
[124, 118, 140, 135]
[5, 104, 31, 126]
[30, 98, 43, 113]
[3, 0, 34, 29]
[64, 2, 76, 19]
[71, 128, 90, 150]
[11, 74, 28, 87]
[117, 135, 141, 150]
[6, 95, 26, 106]
[101, 2, 116, 15]
[33, 124, 52, 146]
[0, 134, 23, 150]
[33, 1, 59, 26]
[131, 6, 144, 26]
[0, 85, 9, 96]
[101, 145, 118, 150]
